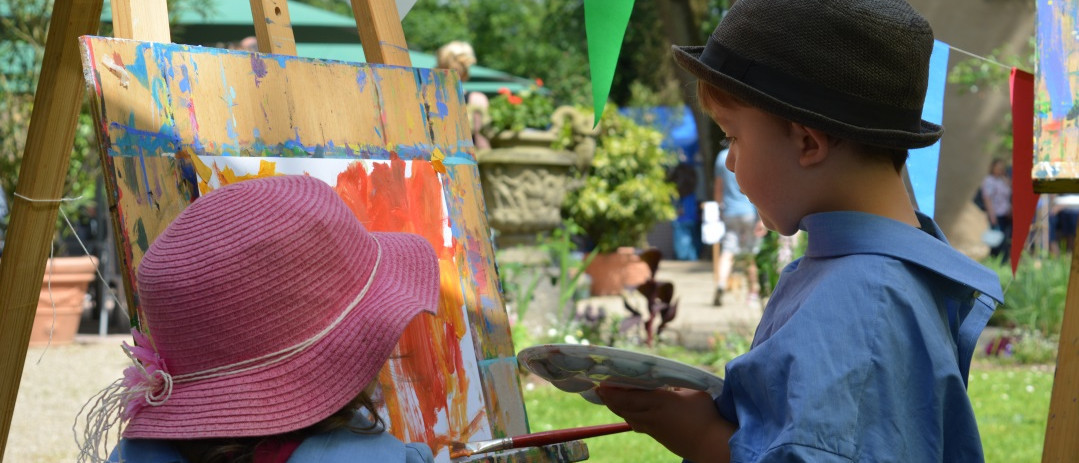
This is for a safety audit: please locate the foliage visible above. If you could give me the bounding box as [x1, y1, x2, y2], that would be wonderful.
[400, 0, 590, 106]
[946, 36, 1037, 160]
[984, 250, 1069, 339]
[755, 231, 780, 297]
[503, 219, 595, 346]
[486, 84, 555, 133]
[563, 106, 678, 253]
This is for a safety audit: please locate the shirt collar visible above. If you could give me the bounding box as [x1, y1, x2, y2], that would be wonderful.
[799, 211, 1004, 303]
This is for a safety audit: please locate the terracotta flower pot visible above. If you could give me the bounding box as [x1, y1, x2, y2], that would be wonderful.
[585, 247, 651, 296]
[29, 256, 98, 347]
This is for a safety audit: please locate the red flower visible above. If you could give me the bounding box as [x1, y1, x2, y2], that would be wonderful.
[535, 78, 544, 87]
[508, 95, 523, 105]
[498, 87, 511, 95]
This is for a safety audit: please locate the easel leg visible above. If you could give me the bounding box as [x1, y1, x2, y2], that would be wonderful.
[1042, 241, 1079, 462]
[0, 0, 103, 459]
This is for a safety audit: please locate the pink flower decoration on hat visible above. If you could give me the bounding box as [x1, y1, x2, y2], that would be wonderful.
[120, 329, 171, 420]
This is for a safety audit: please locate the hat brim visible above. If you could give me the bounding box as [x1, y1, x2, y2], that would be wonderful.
[672, 45, 943, 150]
[123, 231, 439, 439]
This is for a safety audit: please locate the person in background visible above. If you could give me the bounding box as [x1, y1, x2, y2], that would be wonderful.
[981, 157, 1012, 261]
[436, 41, 490, 150]
[670, 162, 701, 260]
[712, 144, 762, 306]
[76, 175, 439, 463]
[1050, 193, 1079, 256]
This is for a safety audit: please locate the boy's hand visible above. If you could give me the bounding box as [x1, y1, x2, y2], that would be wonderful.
[596, 386, 734, 462]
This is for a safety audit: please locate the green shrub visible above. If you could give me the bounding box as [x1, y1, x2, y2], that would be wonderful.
[984, 251, 1069, 338]
[562, 106, 678, 253]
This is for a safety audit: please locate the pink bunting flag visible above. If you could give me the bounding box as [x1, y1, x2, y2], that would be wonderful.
[1009, 68, 1037, 275]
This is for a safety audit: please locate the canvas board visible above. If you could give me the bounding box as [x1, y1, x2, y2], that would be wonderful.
[79, 36, 526, 461]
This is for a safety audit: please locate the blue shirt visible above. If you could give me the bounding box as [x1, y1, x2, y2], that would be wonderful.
[108, 413, 434, 463]
[713, 211, 1003, 462]
[715, 149, 756, 218]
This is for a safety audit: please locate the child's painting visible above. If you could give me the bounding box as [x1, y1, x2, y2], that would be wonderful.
[1036, 0, 1079, 179]
[78, 36, 568, 462]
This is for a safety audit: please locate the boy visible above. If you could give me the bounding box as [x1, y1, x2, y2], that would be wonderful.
[597, 0, 1004, 461]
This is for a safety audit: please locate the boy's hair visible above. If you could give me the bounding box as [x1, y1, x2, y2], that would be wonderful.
[698, 80, 909, 172]
[673, 0, 942, 151]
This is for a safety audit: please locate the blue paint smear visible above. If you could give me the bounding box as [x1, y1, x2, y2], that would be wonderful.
[356, 69, 368, 92]
[1037, 0, 1072, 120]
[907, 40, 949, 219]
[178, 65, 191, 93]
[101, 40, 474, 163]
[477, 357, 518, 367]
[125, 42, 152, 88]
[272, 54, 288, 69]
[251, 53, 268, 86]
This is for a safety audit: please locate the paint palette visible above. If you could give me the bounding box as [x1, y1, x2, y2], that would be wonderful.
[517, 344, 724, 405]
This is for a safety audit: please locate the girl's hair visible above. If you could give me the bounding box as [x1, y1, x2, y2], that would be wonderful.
[697, 80, 907, 172]
[172, 386, 384, 463]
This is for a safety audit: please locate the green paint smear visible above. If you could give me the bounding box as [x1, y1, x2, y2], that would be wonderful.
[134, 218, 149, 252]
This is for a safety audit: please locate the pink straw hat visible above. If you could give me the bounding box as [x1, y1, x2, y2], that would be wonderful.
[122, 175, 439, 439]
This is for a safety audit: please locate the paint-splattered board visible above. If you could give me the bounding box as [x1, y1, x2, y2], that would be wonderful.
[78, 36, 579, 462]
[1036, 0, 1079, 182]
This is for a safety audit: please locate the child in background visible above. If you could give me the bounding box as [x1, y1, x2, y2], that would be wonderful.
[597, 0, 1004, 461]
[76, 175, 439, 463]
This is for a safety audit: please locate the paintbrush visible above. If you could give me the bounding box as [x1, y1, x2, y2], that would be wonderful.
[449, 422, 632, 459]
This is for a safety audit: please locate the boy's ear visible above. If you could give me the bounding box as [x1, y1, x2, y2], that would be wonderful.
[791, 123, 830, 167]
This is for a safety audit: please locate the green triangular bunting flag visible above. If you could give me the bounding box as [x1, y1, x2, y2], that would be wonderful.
[585, 0, 634, 128]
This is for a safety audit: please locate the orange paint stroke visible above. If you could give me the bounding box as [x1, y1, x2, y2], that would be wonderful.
[335, 156, 478, 453]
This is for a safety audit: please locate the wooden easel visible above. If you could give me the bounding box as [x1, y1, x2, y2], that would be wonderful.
[0, 1, 588, 461]
[1038, 178, 1079, 461]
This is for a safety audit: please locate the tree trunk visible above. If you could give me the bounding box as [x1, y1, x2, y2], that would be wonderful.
[657, 0, 723, 194]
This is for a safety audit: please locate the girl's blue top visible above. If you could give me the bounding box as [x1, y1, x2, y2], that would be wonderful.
[108, 413, 434, 463]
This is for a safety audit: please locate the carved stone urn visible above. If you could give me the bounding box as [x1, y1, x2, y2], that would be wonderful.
[477, 106, 596, 255]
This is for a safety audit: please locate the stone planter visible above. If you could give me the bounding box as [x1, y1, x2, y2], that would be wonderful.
[29, 256, 98, 347]
[478, 106, 596, 256]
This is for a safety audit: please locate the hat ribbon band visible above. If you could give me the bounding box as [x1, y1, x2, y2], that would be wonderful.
[698, 40, 924, 132]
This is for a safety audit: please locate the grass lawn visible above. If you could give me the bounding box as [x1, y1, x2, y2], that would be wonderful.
[521, 362, 1054, 462]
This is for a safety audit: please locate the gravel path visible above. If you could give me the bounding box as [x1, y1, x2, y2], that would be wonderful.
[8, 335, 129, 463]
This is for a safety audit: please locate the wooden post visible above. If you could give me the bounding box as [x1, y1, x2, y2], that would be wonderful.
[0, 0, 103, 459]
[250, 0, 298, 55]
[350, 0, 412, 66]
[111, 0, 171, 42]
[1042, 241, 1079, 462]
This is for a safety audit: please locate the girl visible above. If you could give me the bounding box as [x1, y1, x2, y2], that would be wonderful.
[76, 175, 440, 463]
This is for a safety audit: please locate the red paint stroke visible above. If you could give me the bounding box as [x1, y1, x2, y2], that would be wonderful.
[335, 156, 474, 451]
[1010, 68, 1037, 275]
[1043, 119, 1062, 133]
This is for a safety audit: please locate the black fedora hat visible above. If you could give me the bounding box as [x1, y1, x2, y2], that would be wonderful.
[672, 0, 943, 150]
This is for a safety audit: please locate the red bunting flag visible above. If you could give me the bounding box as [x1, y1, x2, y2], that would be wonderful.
[1009, 68, 1037, 275]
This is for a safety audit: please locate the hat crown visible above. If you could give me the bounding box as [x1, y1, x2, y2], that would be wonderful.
[136, 175, 378, 376]
[717, 0, 934, 112]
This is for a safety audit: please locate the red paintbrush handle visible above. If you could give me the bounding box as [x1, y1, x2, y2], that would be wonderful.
[511, 422, 633, 448]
